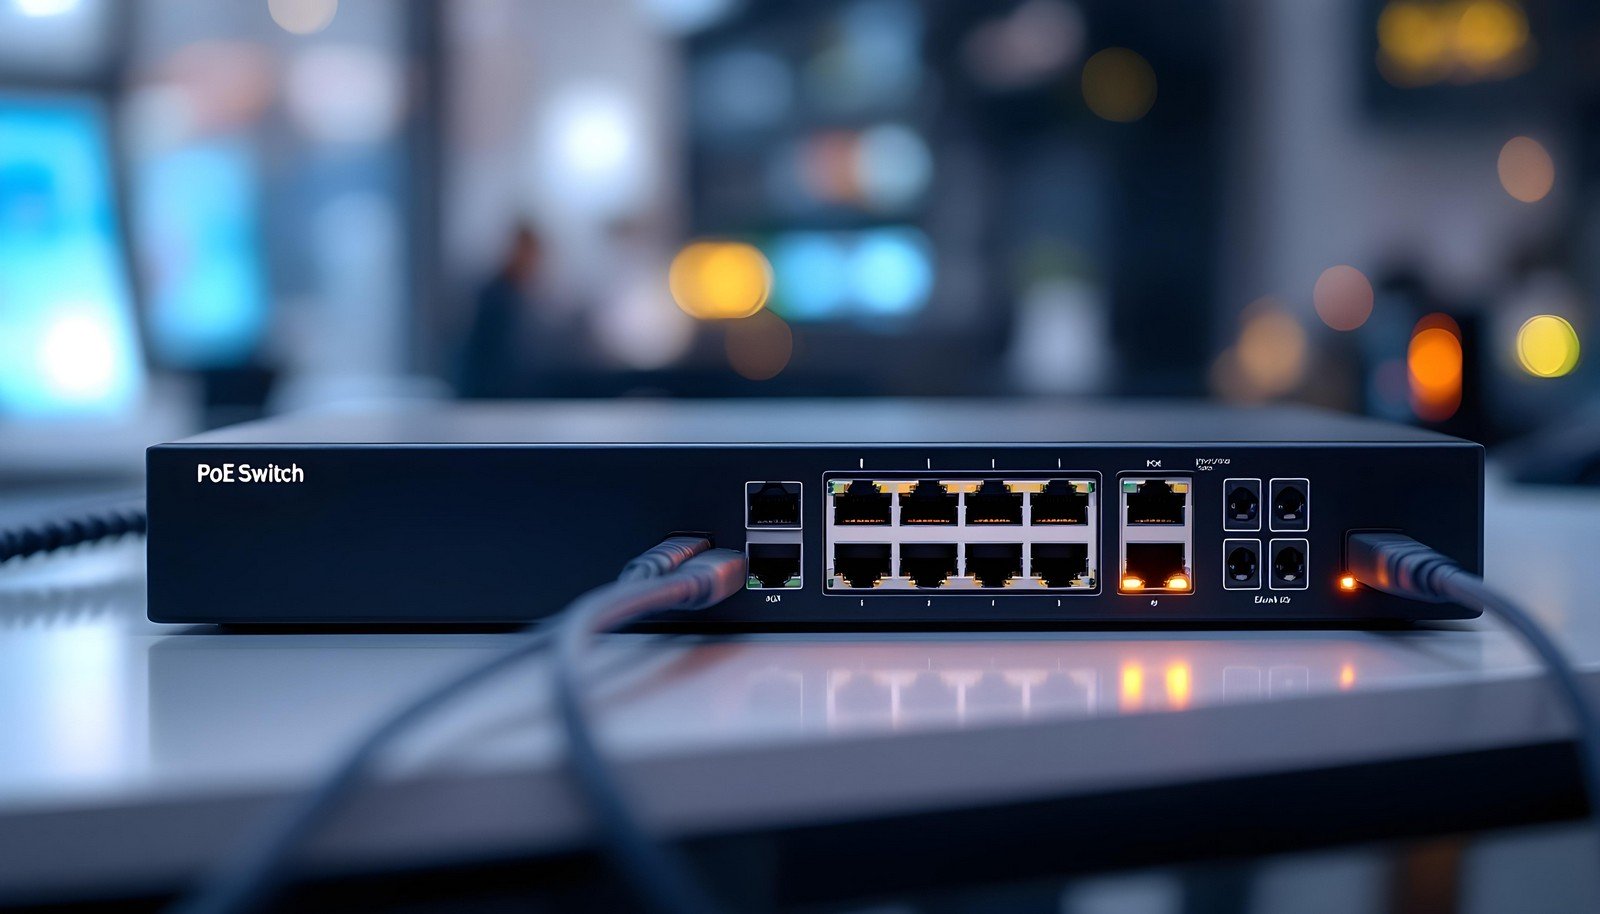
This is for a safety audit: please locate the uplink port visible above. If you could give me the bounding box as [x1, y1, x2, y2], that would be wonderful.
[1122, 542, 1189, 592]
[900, 543, 958, 588]
[833, 480, 891, 525]
[1270, 479, 1309, 531]
[1031, 542, 1089, 588]
[965, 543, 1023, 588]
[1223, 539, 1261, 590]
[1224, 479, 1260, 530]
[1270, 539, 1308, 589]
[747, 481, 801, 528]
[747, 543, 802, 589]
[832, 543, 891, 588]
[1124, 479, 1188, 526]
[966, 479, 1022, 525]
[1031, 479, 1090, 525]
[899, 480, 958, 525]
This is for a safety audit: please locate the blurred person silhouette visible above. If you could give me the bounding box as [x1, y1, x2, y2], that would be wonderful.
[457, 224, 544, 398]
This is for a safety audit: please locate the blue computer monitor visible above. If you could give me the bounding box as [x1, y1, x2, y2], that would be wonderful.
[0, 93, 144, 417]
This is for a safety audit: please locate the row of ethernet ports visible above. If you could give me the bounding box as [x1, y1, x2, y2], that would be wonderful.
[828, 542, 1094, 590]
[830, 479, 1095, 527]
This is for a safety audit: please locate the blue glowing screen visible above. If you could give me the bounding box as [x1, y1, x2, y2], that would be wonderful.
[0, 96, 143, 417]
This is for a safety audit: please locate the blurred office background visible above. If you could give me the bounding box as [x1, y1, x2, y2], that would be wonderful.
[1, 0, 1596, 476]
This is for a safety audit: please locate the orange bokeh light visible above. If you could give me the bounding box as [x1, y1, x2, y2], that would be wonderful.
[1408, 317, 1463, 422]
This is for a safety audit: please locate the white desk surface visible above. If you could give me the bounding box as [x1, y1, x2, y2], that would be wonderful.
[2, 475, 1598, 904]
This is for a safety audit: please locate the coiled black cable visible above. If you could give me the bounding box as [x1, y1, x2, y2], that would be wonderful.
[0, 494, 146, 564]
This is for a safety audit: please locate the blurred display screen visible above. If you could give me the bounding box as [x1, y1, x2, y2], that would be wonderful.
[0, 95, 143, 417]
[135, 141, 268, 367]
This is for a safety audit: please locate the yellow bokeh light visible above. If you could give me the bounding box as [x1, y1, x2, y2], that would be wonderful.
[1120, 663, 1144, 711]
[1498, 136, 1554, 203]
[1379, 2, 1448, 74]
[1081, 48, 1157, 123]
[1165, 663, 1192, 709]
[669, 241, 773, 320]
[1338, 663, 1357, 690]
[1455, 0, 1528, 70]
[1515, 314, 1580, 378]
[1236, 304, 1308, 397]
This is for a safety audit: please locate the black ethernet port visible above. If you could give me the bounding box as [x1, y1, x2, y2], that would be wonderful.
[966, 479, 1022, 525]
[833, 480, 891, 525]
[1031, 542, 1089, 588]
[966, 543, 1023, 588]
[1270, 539, 1308, 589]
[1031, 479, 1090, 525]
[747, 481, 801, 528]
[900, 543, 958, 588]
[1124, 479, 1187, 526]
[1224, 480, 1260, 530]
[832, 543, 891, 588]
[899, 480, 958, 525]
[746, 543, 802, 589]
[1224, 540, 1260, 590]
[1270, 479, 1309, 531]
[1122, 542, 1189, 592]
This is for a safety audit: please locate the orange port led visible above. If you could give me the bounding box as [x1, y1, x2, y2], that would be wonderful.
[1339, 574, 1358, 591]
[1122, 575, 1145, 591]
[1165, 574, 1191, 591]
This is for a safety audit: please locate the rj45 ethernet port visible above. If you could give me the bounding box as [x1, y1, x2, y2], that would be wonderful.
[1122, 543, 1189, 592]
[965, 543, 1023, 588]
[747, 481, 801, 528]
[1031, 542, 1089, 588]
[1124, 479, 1188, 526]
[832, 543, 891, 588]
[1224, 479, 1260, 531]
[832, 480, 891, 525]
[899, 480, 957, 525]
[965, 479, 1022, 525]
[900, 543, 958, 588]
[1223, 539, 1261, 590]
[746, 543, 802, 589]
[1031, 479, 1090, 525]
[1270, 479, 1309, 532]
[1269, 538, 1309, 590]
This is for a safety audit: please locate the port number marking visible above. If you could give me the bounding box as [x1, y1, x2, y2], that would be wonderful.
[765, 595, 783, 603]
[1146, 459, 1162, 468]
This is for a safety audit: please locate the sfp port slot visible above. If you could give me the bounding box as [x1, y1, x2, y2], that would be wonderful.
[746, 543, 801, 589]
[965, 479, 1022, 525]
[747, 481, 801, 528]
[1123, 478, 1188, 526]
[965, 543, 1023, 588]
[1030, 479, 1090, 525]
[900, 543, 958, 588]
[832, 480, 891, 525]
[832, 543, 891, 588]
[1121, 543, 1190, 593]
[899, 480, 958, 525]
[1031, 542, 1090, 588]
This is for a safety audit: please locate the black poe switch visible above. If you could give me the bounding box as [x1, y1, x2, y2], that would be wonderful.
[146, 401, 1483, 627]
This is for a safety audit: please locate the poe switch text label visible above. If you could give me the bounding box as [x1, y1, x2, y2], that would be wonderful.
[196, 463, 305, 484]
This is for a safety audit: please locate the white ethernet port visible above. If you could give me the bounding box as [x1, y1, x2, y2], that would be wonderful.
[824, 473, 1099, 594]
[1119, 475, 1193, 595]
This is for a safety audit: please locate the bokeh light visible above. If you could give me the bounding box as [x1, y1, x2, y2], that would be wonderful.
[39, 312, 118, 402]
[725, 309, 793, 380]
[15, 0, 81, 16]
[1081, 47, 1156, 123]
[1233, 300, 1308, 398]
[267, 0, 337, 35]
[855, 124, 932, 211]
[1498, 136, 1554, 203]
[1312, 264, 1375, 331]
[1515, 314, 1580, 378]
[284, 45, 405, 146]
[851, 227, 934, 315]
[770, 232, 849, 320]
[1376, 0, 1530, 86]
[1408, 316, 1463, 421]
[669, 241, 773, 320]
